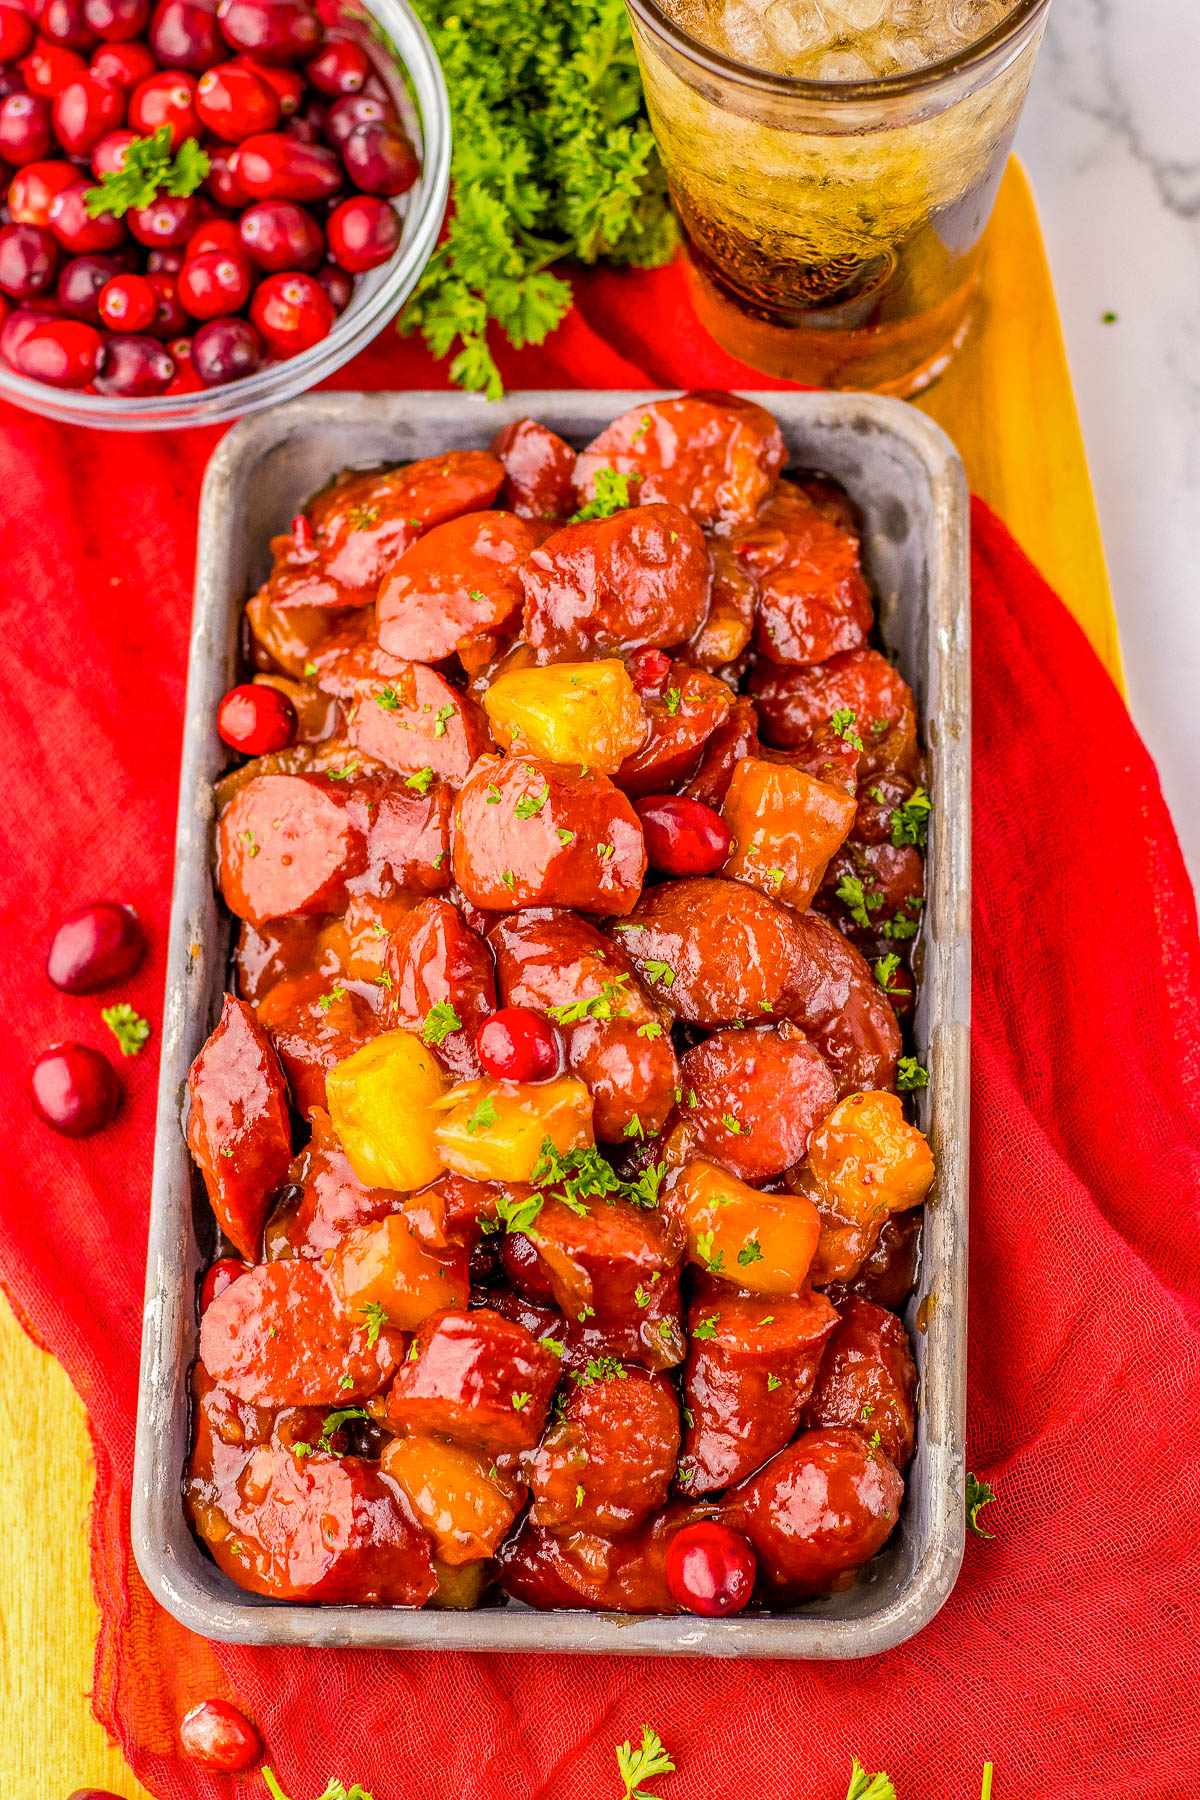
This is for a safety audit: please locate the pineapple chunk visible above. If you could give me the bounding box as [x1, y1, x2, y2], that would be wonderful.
[671, 1159, 820, 1296]
[330, 1215, 469, 1330]
[482, 659, 646, 774]
[325, 1030, 448, 1191]
[381, 1436, 525, 1566]
[433, 1075, 593, 1182]
[721, 756, 857, 909]
[808, 1090, 934, 1225]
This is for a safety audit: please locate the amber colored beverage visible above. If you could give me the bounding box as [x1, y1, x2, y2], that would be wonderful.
[624, 0, 1052, 393]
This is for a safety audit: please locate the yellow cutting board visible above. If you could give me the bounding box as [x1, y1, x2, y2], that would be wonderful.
[0, 157, 1117, 1800]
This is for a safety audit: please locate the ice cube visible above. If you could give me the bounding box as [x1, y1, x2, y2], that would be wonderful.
[821, 0, 889, 30]
[713, 0, 775, 64]
[761, 0, 832, 60]
[810, 46, 877, 78]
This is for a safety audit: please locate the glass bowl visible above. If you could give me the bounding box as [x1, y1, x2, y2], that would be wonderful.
[0, 0, 450, 431]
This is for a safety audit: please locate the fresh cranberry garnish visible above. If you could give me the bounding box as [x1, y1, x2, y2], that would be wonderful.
[128, 67, 198, 145]
[248, 264, 331, 353]
[326, 192, 396, 272]
[143, 265, 185, 332]
[8, 156, 77, 224]
[0, 219, 58, 296]
[58, 247, 126, 318]
[20, 37, 89, 96]
[216, 0, 322, 65]
[200, 1257, 244, 1312]
[201, 139, 247, 207]
[47, 179, 126, 251]
[84, 0, 151, 42]
[304, 34, 368, 97]
[149, 0, 219, 71]
[635, 795, 733, 876]
[89, 37, 153, 85]
[95, 326, 173, 391]
[97, 267, 153, 326]
[178, 1700, 262, 1774]
[628, 646, 672, 695]
[90, 122, 133, 170]
[231, 129, 340, 201]
[321, 89, 392, 149]
[0, 91, 52, 163]
[476, 1007, 559, 1083]
[127, 190, 199, 245]
[234, 54, 299, 114]
[30, 1042, 121, 1136]
[38, 0, 97, 52]
[313, 256, 349, 312]
[217, 680, 296, 752]
[237, 195, 320, 269]
[190, 311, 259, 382]
[195, 58, 279, 140]
[0, 6, 34, 64]
[52, 69, 125, 153]
[340, 118, 418, 197]
[177, 242, 248, 315]
[665, 1521, 756, 1617]
[46, 899, 145, 991]
[184, 214, 239, 258]
[13, 311, 102, 380]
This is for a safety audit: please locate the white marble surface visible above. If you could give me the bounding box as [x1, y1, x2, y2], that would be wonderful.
[1015, 0, 1200, 890]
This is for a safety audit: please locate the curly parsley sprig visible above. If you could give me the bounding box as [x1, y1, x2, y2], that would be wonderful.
[85, 125, 209, 218]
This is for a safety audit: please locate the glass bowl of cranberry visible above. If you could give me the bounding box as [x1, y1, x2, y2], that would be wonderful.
[0, 0, 450, 428]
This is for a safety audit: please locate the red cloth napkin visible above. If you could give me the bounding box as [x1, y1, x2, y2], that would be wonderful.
[2, 256, 1199, 1800]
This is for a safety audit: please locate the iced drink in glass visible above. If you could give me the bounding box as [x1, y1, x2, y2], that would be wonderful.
[625, 0, 1052, 392]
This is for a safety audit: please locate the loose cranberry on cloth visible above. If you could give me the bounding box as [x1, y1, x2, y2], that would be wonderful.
[0, 256, 1198, 1800]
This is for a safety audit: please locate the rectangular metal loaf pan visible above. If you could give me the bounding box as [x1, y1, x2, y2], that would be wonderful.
[133, 389, 971, 1660]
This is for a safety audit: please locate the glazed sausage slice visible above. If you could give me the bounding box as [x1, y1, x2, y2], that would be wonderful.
[345, 661, 492, 785]
[498, 1503, 710, 1614]
[187, 993, 293, 1261]
[785, 910, 901, 1094]
[730, 480, 873, 667]
[381, 895, 497, 1080]
[804, 1296, 918, 1467]
[527, 1367, 680, 1535]
[614, 663, 734, 798]
[679, 1283, 839, 1493]
[679, 1024, 837, 1182]
[750, 647, 920, 779]
[453, 756, 646, 916]
[521, 505, 711, 659]
[574, 393, 785, 529]
[681, 697, 762, 810]
[384, 1306, 561, 1452]
[255, 973, 376, 1118]
[612, 876, 809, 1026]
[375, 512, 535, 667]
[263, 1107, 401, 1260]
[199, 1259, 404, 1405]
[523, 1194, 685, 1371]
[491, 417, 577, 521]
[218, 773, 366, 926]
[355, 776, 452, 898]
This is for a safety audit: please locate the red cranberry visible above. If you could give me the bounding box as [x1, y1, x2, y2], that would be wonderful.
[127, 189, 198, 245]
[629, 646, 672, 694]
[145, 243, 181, 271]
[48, 179, 125, 250]
[304, 35, 368, 97]
[634, 795, 733, 876]
[178, 242, 248, 316]
[237, 196, 319, 269]
[46, 900, 145, 991]
[20, 38, 88, 96]
[499, 1230, 556, 1300]
[164, 331, 202, 389]
[8, 156, 77, 223]
[326, 193, 397, 273]
[313, 257, 348, 312]
[231, 130, 340, 202]
[128, 68, 198, 145]
[0, 7, 34, 65]
[195, 58, 278, 140]
[57, 247, 126, 317]
[0, 91, 51, 163]
[665, 1521, 756, 1617]
[30, 1042, 121, 1136]
[234, 54, 299, 115]
[178, 1700, 262, 1774]
[83, 0, 150, 41]
[52, 70, 125, 154]
[89, 38, 152, 86]
[97, 267, 153, 326]
[200, 1257, 244, 1312]
[184, 214, 238, 257]
[322, 90, 393, 150]
[38, 0, 96, 51]
[0, 298, 57, 361]
[149, 0, 219, 71]
[95, 328, 174, 391]
[201, 138, 247, 206]
[90, 123, 132, 170]
[14, 311, 101, 380]
[216, 680, 295, 751]
[476, 1007, 559, 1082]
[190, 311, 259, 382]
[0, 63, 27, 97]
[341, 119, 418, 197]
[281, 100, 317, 143]
[0, 219, 57, 295]
[144, 266, 185, 332]
[249, 265, 331, 354]
[216, 0, 322, 65]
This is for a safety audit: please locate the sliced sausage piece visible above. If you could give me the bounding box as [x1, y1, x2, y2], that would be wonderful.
[750, 646, 920, 780]
[199, 1259, 404, 1404]
[521, 505, 711, 660]
[235, 914, 336, 1007]
[611, 876, 810, 1026]
[804, 1296, 917, 1467]
[355, 775, 452, 897]
[817, 840, 925, 947]
[680, 1282, 839, 1493]
[574, 393, 785, 529]
[345, 661, 492, 785]
[525, 1194, 685, 1371]
[382, 895, 497, 1079]
[453, 755, 646, 916]
[263, 1107, 401, 1260]
[726, 1426, 903, 1599]
[527, 1367, 680, 1535]
[255, 972, 376, 1117]
[614, 663, 734, 798]
[187, 993, 293, 1261]
[376, 512, 535, 666]
[679, 1024, 837, 1182]
[688, 538, 758, 671]
[681, 697, 762, 810]
[491, 417, 577, 520]
[730, 479, 873, 667]
[383, 1306, 561, 1452]
[218, 773, 366, 927]
[786, 910, 901, 1094]
[498, 1503, 711, 1614]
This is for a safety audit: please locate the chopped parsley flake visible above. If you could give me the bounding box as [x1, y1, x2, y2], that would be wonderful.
[665, 687, 681, 716]
[421, 1000, 462, 1046]
[874, 952, 903, 993]
[897, 1056, 929, 1091]
[515, 779, 550, 820]
[693, 1314, 718, 1341]
[737, 1237, 763, 1266]
[644, 959, 675, 988]
[556, 827, 575, 844]
[316, 986, 346, 1012]
[433, 703, 457, 737]
[101, 1002, 150, 1057]
[829, 707, 864, 751]
[376, 686, 401, 711]
[360, 1301, 387, 1347]
[405, 766, 435, 794]
[637, 1020, 664, 1039]
[485, 784, 502, 804]
[511, 1391, 531, 1411]
[465, 1093, 497, 1135]
[767, 1373, 782, 1392]
[891, 787, 931, 847]
[570, 466, 634, 523]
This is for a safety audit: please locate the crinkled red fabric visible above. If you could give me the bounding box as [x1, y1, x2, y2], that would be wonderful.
[1, 254, 1199, 1800]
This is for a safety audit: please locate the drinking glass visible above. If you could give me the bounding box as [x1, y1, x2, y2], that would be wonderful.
[624, 0, 1052, 393]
